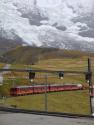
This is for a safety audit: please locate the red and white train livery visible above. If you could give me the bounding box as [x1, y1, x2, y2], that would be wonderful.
[10, 84, 83, 96]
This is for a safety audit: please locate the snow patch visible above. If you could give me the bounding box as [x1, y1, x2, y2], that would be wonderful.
[0, 0, 94, 51]
[37, 0, 62, 8]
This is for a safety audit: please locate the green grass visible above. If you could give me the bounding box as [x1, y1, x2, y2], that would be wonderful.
[5, 90, 90, 115]
[0, 58, 94, 115]
[5, 58, 91, 85]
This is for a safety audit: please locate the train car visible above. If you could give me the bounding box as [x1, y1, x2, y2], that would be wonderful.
[10, 86, 34, 96]
[49, 84, 83, 92]
[10, 84, 83, 96]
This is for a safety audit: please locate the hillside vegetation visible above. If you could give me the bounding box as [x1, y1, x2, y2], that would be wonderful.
[0, 46, 94, 64]
[0, 57, 94, 115]
[0, 37, 22, 56]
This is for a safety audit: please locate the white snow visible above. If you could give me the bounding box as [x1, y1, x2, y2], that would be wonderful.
[37, 0, 62, 8]
[0, 0, 94, 50]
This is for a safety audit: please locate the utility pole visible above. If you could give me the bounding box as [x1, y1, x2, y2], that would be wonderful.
[87, 58, 94, 116]
[44, 74, 48, 112]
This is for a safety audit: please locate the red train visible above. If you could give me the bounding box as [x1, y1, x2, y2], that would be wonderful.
[10, 84, 83, 96]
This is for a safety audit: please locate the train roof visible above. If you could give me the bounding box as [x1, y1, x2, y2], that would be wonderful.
[11, 83, 82, 89]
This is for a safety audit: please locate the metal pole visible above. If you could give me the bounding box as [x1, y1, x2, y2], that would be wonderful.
[87, 58, 93, 115]
[44, 74, 48, 112]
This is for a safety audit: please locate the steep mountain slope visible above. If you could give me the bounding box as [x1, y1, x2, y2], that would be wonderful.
[0, 46, 94, 64]
[0, 0, 94, 51]
[0, 36, 23, 55]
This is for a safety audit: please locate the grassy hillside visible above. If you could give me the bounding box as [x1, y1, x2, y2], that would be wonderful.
[0, 46, 94, 64]
[0, 49, 94, 115]
[0, 58, 94, 115]
[5, 90, 90, 115]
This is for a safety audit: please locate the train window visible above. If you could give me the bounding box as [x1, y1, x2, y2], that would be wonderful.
[34, 87, 37, 90]
[25, 88, 28, 92]
[30, 87, 33, 90]
[41, 87, 44, 90]
[37, 87, 40, 90]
